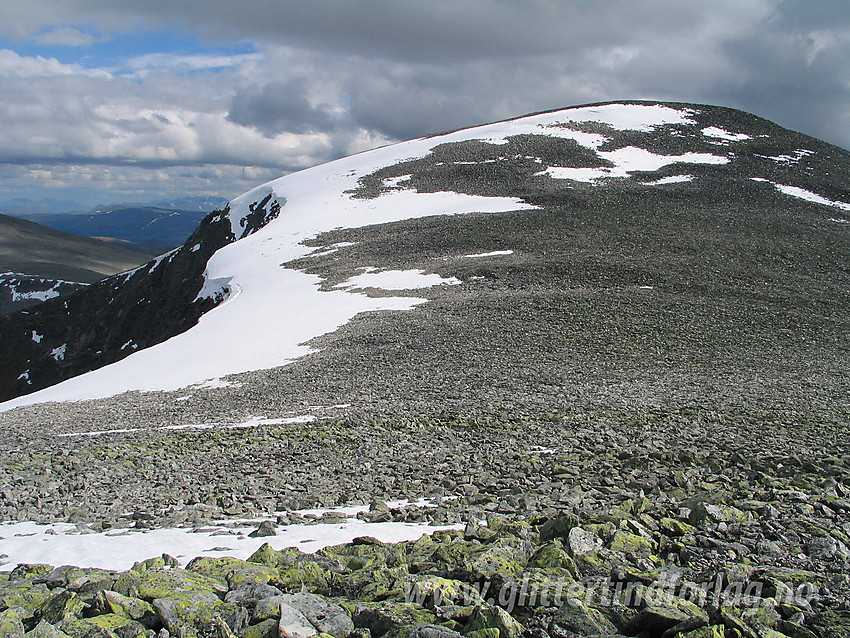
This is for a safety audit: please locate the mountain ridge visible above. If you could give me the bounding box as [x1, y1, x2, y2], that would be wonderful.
[0, 100, 847, 409]
[1, 101, 849, 633]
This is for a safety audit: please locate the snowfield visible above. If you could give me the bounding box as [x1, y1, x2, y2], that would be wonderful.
[0, 501, 461, 572]
[0, 103, 746, 410]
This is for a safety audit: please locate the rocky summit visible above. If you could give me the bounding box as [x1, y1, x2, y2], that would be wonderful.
[0, 101, 849, 637]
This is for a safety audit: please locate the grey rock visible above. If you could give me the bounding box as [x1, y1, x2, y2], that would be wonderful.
[249, 521, 278, 538]
[277, 603, 317, 638]
[567, 527, 602, 557]
[279, 593, 354, 638]
[225, 583, 284, 606]
[24, 620, 69, 638]
[549, 599, 618, 637]
[399, 626, 462, 638]
[806, 536, 838, 560]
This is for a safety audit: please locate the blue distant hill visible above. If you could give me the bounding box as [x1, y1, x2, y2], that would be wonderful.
[13, 206, 215, 252]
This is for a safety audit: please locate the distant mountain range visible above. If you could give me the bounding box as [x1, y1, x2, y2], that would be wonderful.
[0, 195, 227, 216]
[0, 197, 225, 314]
[15, 207, 211, 254]
[0, 213, 153, 315]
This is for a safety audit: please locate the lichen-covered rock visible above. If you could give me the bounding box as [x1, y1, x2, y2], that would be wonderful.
[98, 591, 157, 628]
[468, 538, 532, 581]
[548, 598, 618, 637]
[277, 602, 317, 638]
[152, 591, 237, 638]
[687, 502, 747, 526]
[677, 626, 726, 638]
[403, 577, 483, 610]
[242, 619, 278, 638]
[0, 580, 51, 615]
[385, 625, 462, 638]
[608, 530, 655, 557]
[185, 557, 280, 587]
[85, 614, 146, 638]
[276, 563, 338, 597]
[23, 620, 69, 638]
[111, 573, 141, 600]
[339, 566, 408, 602]
[248, 544, 284, 568]
[462, 606, 522, 638]
[278, 593, 354, 638]
[137, 569, 228, 601]
[497, 569, 575, 610]
[537, 515, 580, 544]
[526, 540, 578, 576]
[353, 602, 436, 638]
[660, 517, 696, 537]
[0, 606, 26, 638]
[8, 566, 52, 581]
[58, 618, 117, 638]
[253, 597, 290, 624]
[624, 592, 710, 635]
[40, 591, 86, 624]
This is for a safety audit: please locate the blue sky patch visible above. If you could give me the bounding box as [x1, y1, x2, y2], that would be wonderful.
[1, 27, 255, 71]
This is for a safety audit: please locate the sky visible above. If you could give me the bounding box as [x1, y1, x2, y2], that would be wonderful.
[0, 0, 849, 213]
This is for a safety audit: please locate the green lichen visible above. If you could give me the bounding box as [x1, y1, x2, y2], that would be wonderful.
[463, 605, 523, 638]
[39, 591, 85, 625]
[136, 569, 227, 600]
[609, 531, 655, 556]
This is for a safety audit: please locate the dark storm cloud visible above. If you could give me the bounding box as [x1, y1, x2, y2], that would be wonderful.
[227, 78, 344, 136]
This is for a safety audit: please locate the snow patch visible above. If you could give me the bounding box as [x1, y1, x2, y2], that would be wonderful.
[645, 174, 694, 185]
[542, 148, 727, 182]
[754, 149, 814, 165]
[383, 174, 412, 188]
[335, 269, 462, 291]
[31, 331, 42, 343]
[462, 250, 514, 258]
[701, 126, 752, 142]
[751, 178, 850, 211]
[10, 282, 62, 303]
[190, 378, 243, 390]
[50, 344, 66, 361]
[148, 249, 178, 274]
[0, 504, 460, 572]
[57, 414, 319, 438]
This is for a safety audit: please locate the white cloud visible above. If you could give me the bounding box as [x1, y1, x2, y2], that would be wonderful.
[0, 0, 848, 210]
[0, 48, 109, 78]
[33, 26, 99, 47]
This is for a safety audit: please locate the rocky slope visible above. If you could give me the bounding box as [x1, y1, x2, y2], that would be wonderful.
[0, 101, 849, 636]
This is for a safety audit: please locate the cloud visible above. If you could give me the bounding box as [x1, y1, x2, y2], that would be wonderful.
[0, 0, 848, 210]
[33, 26, 100, 47]
[227, 77, 346, 136]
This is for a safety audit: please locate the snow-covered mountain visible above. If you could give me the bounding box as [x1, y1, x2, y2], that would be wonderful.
[1, 101, 848, 413]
